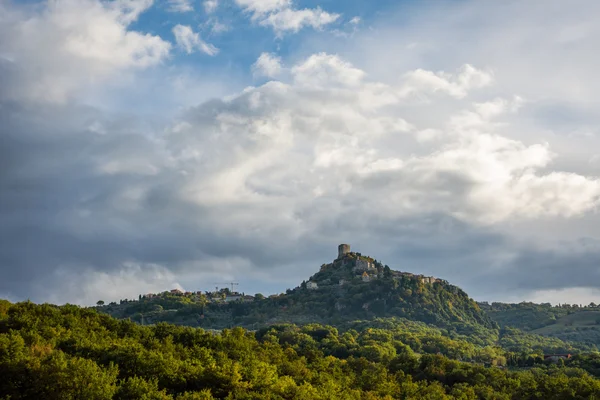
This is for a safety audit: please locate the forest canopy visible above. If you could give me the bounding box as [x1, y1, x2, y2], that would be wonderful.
[2, 300, 600, 399]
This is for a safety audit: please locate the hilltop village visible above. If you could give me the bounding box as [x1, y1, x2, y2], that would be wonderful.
[305, 244, 441, 290]
[97, 243, 490, 333]
[106, 244, 441, 307]
[108, 287, 255, 308]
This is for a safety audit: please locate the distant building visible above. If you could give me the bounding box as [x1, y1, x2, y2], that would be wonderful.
[170, 289, 183, 295]
[362, 272, 371, 282]
[224, 293, 242, 302]
[307, 281, 319, 290]
[420, 276, 438, 284]
[353, 258, 375, 272]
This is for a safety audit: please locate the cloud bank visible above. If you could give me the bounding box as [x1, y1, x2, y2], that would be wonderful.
[0, 0, 170, 103]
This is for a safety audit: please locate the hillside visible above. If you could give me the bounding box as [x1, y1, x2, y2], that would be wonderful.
[481, 302, 600, 347]
[99, 246, 497, 337]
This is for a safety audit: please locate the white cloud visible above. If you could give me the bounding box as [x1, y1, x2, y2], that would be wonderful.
[260, 7, 340, 34]
[167, 53, 599, 226]
[234, 0, 339, 34]
[235, 0, 291, 15]
[172, 24, 219, 55]
[0, 0, 170, 103]
[401, 64, 494, 99]
[203, 0, 219, 14]
[252, 52, 283, 78]
[203, 18, 229, 34]
[292, 52, 365, 88]
[168, 0, 193, 12]
[110, 0, 154, 25]
[506, 287, 600, 306]
[49, 263, 183, 305]
[211, 20, 229, 34]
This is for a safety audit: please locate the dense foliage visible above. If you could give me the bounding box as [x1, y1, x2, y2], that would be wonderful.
[3, 300, 600, 399]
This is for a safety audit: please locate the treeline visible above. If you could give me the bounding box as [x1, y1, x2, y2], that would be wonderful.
[2, 300, 600, 399]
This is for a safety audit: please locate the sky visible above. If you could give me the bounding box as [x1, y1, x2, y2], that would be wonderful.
[2, 0, 600, 306]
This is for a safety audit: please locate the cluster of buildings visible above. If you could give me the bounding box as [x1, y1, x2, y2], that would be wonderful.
[143, 288, 255, 304]
[306, 244, 440, 289]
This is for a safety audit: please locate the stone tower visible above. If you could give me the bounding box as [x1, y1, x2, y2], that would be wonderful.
[338, 244, 351, 259]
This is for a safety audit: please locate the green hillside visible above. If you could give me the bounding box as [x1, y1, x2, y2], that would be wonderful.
[99, 250, 497, 337]
[96, 249, 600, 356]
[481, 302, 600, 347]
[532, 311, 600, 344]
[3, 300, 600, 399]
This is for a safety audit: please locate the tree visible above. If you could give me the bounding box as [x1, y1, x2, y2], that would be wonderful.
[114, 377, 172, 399]
[96, 300, 105, 306]
[384, 265, 392, 278]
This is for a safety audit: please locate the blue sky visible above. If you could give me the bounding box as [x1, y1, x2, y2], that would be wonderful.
[2, 0, 600, 306]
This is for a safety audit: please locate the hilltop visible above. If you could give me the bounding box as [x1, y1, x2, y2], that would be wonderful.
[99, 244, 496, 336]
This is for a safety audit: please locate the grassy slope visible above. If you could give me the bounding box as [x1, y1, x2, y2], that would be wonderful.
[482, 302, 600, 348]
[533, 311, 600, 334]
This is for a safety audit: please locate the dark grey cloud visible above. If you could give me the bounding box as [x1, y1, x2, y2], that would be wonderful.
[0, 96, 339, 301]
[474, 243, 600, 294]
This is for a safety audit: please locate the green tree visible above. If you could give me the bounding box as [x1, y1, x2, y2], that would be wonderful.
[115, 377, 172, 400]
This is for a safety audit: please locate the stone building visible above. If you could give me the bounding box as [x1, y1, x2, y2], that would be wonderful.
[353, 258, 375, 272]
[420, 276, 438, 284]
[307, 281, 319, 290]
